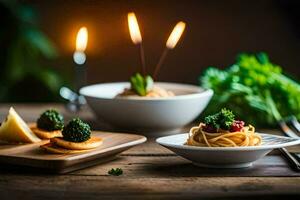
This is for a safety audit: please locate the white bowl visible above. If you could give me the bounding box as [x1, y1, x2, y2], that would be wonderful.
[80, 82, 213, 132]
[156, 133, 300, 168]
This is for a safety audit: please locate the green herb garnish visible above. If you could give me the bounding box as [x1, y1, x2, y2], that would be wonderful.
[204, 113, 219, 129]
[108, 168, 123, 176]
[204, 108, 235, 130]
[130, 73, 154, 96]
[200, 53, 300, 127]
[37, 109, 64, 131]
[62, 118, 91, 142]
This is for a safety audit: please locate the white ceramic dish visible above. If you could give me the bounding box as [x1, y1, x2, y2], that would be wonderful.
[156, 133, 300, 168]
[80, 82, 213, 133]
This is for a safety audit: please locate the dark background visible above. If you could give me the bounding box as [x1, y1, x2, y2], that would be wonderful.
[1, 0, 300, 101]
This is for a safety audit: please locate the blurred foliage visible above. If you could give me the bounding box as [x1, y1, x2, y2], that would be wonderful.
[0, 0, 66, 102]
[200, 53, 300, 127]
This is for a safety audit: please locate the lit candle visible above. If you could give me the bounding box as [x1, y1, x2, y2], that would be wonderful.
[128, 12, 146, 75]
[166, 21, 186, 49]
[73, 26, 88, 93]
[153, 21, 186, 79]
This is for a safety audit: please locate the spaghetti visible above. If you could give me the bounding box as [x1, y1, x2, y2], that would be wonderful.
[186, 123, 262, 147]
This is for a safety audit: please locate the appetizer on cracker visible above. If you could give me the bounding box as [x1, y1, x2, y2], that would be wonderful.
[30, 109, 64, 139]
[41, 118, 102, 154]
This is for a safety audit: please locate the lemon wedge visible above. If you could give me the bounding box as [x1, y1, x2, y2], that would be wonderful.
[0, 107, 41, 143]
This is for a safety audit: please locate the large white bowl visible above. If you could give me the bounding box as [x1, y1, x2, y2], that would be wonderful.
[80, 82, 213, 132]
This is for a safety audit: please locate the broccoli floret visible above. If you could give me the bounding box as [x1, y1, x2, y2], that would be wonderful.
[37, 109, 64, 131]
[62, 118, 91, 142]
[204, 108, 235, 130]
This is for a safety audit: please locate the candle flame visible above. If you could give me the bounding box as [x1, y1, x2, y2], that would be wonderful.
[76, 27, 88, 51]
[166, 21, 186, 49]
[128, 12, 142, 44]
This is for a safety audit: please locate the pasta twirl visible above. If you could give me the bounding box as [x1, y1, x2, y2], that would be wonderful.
[186, 123, 262, 147]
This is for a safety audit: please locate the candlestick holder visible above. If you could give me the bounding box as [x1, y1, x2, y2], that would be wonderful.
[60, 27, 88, 112]
[60, 86, 86, 112]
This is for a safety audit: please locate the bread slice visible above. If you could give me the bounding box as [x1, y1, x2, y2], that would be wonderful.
[0, 107, 41, 143]
[29, 123, 62, 139]
[40, 143, 91, 154]
[50, 136, 103, 150]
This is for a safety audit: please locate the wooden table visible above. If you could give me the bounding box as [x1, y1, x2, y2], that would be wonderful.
[0, 104, 299, 199]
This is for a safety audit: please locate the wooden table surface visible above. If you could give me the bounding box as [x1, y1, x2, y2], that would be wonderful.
[0, 103, 299, 200]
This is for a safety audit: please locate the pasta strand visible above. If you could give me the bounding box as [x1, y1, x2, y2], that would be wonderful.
[186, 123, 262, 147]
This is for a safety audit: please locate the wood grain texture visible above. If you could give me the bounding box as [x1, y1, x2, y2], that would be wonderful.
[69, 155, 300, 177]
[1, 103, 300, 199]
[0, 175, 299, 200]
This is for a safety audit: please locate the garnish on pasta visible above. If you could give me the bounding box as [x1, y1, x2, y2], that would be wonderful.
[186, 108, 262, 147]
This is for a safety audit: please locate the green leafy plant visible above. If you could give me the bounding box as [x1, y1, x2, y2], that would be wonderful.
[37, 109, 64, 131]
[62, 118, 91, 142]
[130, 73, 154, 96]
[200, 53, 300, 127]
[0, 1, 66, 102]
[108, 168, 123, 176]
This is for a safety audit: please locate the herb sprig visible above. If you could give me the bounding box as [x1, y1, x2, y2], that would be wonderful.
[108, 168, 123, 176]
[130, 73, 154, 96]
[204, 108, 235, 130]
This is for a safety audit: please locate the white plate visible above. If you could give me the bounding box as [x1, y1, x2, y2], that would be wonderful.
[156, 133, 300, 168]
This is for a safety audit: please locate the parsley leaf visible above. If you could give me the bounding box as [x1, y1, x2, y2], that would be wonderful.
[204, 108, 235, 130]
[108, 168, 123, 176]
[218, 108, 235, 129]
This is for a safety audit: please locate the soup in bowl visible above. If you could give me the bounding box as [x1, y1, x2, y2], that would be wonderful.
[80, 82, 213, 133]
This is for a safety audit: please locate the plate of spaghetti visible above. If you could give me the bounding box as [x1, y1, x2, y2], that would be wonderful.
[156, 108, 300, 168]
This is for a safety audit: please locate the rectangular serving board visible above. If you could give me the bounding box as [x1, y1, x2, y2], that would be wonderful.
[0, 131, 146, 173]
